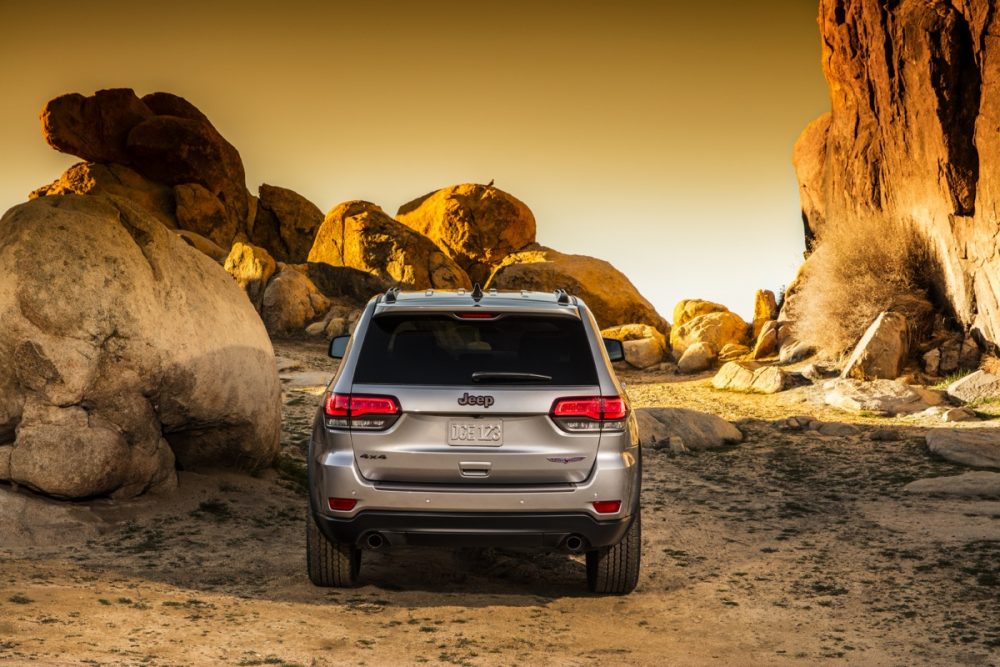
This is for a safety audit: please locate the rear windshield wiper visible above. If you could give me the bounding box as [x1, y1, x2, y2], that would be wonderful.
[471, 371, 553, 383]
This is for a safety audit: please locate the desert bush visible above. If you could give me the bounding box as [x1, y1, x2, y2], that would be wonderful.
[791, 217, 941, 358]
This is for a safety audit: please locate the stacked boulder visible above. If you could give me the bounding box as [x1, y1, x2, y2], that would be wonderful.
[670, 299, 749, 373]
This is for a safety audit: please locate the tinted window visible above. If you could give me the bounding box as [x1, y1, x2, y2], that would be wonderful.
[354, 314, 599, 386]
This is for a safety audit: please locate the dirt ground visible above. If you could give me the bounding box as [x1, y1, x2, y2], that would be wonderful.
[1, 339, 999, 666]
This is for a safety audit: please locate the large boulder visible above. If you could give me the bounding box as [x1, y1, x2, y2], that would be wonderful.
[673, 299, 728, 329]
[712, 361, 793, 394]
[752, 290, 779, 339]
[0, 195, 281, 499]
[823, 379, 941, 416]
[840, 311, 911, 380]
[261, 265, 330, 335]
[750, 320, 779, 360]
[670, 310, 748, 359]
[601, 324, 667, 369]
[309, 200, 471, 290]
[224, 242, 277, 310]
[249, 184, 324, 263]
[488, 245, 669, 332]
[41, 88, 153, 164]
[903, 471, 1000, 498]
[926, 429, 1000, 469]
[304, 262, 392, 305]
[396, 183, 536, 284]
[947, 370, 1000, 404]
[677, 342, 716, 374]
[636, 408, 742, 451]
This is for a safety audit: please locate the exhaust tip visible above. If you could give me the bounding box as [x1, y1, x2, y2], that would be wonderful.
[564, 535, 585, 553]
[365, 532, 385, 550]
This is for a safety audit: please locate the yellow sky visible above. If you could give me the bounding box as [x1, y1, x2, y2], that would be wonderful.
[0, 0, 828, 320]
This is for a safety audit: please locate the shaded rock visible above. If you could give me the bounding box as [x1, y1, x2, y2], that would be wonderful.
[636, 407, 742, 451]
[305, 262, 392, 305]
[823, 379, 933, 416]
[41, 88, 153, 164]
[903, 472, 1000, 498]
[601, 324, 667, 369]
[0, 487, 108, 548]
[923, 348, 941, 376]
[926, 429, 1000, 469]
[943, 407, 979, 423]
[750, 321, 779, 360]
[488, 244, 668, 332]
[174, 182, 233, 248]
[712, 361, 793, 394]
[870, 429, 901, 442]
[30, 162, 175, 229]
[0, 195, 280, 499]
[224, 242, 277, 310]
[249, 184, 324, 263]
[670, 311, 748, 359]
[841, 311, 910, 380]
[175, 230, 228, 263]
[779, 340, 816, 364]
[677, 342, 716, 374]
[309, 201, 471, 290]
[673, 299, 728, 329]
[261, 265, 329, 335]
[947, 370, 1000, 404]
[719, 343, 750, 362]
[752, 290, 778, 338]
[396, 183, 536, 285]
[815, 422, 861, 437]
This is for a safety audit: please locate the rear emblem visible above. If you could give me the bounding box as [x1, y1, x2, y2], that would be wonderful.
[547, 456, 585, 464]
[457, 392, 494, 408]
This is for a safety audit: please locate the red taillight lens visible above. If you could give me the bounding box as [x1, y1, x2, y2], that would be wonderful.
[328, 497, 358, 511]
[550, 396, 629, 432]
[592, 500, 622, 514]
[324, 393, 400, 430]
[455, 312, 497, 319]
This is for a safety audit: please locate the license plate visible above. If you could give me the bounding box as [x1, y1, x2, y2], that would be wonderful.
[447, 420, 503, 446]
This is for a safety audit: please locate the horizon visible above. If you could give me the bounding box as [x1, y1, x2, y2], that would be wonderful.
[0, 0, 829, 321]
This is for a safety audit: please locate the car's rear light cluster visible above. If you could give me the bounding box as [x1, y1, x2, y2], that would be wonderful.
[550, 396, 629, 432]
[324, 393, 400, 431]
[592, 500, 622, 514]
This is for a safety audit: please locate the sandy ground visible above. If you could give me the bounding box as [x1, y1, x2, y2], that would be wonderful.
[1, 339, 999, 666]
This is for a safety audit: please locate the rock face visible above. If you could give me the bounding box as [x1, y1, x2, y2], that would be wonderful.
[0, 195, 281, 499]
[926, 429, 1000, 469]
[947, 370, 1000, 403]
[396, 183, 536, 285]
[488, 245, 669, 332]
[309, 201, 471, 290]
[224, 242, 277, 310]
[250, 184, 324, 263]
[636, 408, 742, 451]
[840, 311, 910, 380]
[793, 1, 1000, 349]
[670, 310, 748, 359]
[304, 263, 391, 304]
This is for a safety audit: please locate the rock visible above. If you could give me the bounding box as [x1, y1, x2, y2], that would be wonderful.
[752, 290, 778, 338]
[815, 422, 861, 437]
[488, 244, 669, 332]
[304, 321, 327, 337]
[940, 339, 961, 375]
[903, 472, 1000, 498]
[325, 317, 349, 337]
[174, 182, 234, 248]
[309, 201, 471, 290]
[943, 407, 979, 423]
[670, 311, 748, 359]
[923, 348, 942, 376]
[601, 324, 667, 369]
[41, 88, 153, 164]
[396, 183, 536, 284]
[667, 436, 690, 455]
[823, 379, 933, 416]
[636, 407, 742, 451]
[672, 299, 728, 329]
[304, 262, 392, 305]
[840, 311, 910, 380]
[30, 162, 176, 229]
[249, 184, 324, 263]
[0, 487, 108, 548]
[926, 429, 1000, 469]
[792, 2, 1000, 350]
[779, 340, 816, 364]
[719, 343, 750, 362]
[799, 362, 835, 381]
[960, 337, 982, 370]
[712, 361, 793, 394]
[750, 322, 779, 360]
[175, 230, 228, 263]
[224, 242, 277, 310]
[677, 342, 716, 374]
[0, 195, 280, 499]
[947, 370, 1000, 404]
[261, 265, 329, 335]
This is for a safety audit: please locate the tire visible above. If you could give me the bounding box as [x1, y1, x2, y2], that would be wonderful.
[586, 511, 641, 594]
[306, 511, 361, 587]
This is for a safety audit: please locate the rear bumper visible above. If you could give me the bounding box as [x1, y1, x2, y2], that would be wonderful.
[313, 509, 633, 550]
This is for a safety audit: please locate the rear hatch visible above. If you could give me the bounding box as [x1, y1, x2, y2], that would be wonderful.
[348, 312, 602, 484]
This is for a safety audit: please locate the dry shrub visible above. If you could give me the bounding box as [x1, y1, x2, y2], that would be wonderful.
[792, 217, 941, 357]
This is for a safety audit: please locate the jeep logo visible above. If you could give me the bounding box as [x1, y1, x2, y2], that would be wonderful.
[457, 392, 494, 408]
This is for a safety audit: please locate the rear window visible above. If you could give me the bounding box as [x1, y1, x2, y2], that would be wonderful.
[353, 314, 599, 386]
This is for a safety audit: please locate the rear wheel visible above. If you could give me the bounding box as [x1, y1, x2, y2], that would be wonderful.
[306, 511, 361, 587]
[586, 512, 641, 594]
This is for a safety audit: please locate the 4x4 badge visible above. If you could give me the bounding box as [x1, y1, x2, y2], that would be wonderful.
[457, 392, 494, 407]
[547, 456, 585, 464]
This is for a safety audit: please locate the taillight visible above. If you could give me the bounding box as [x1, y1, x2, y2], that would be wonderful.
[328, 497, 358, 511]
[455, 312, 497, 319]
[592, 500, 622, 514]
[550, 396, 629, 433]
[324, 393, 400, 431]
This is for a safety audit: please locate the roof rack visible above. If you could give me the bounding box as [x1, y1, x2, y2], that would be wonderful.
[554, 288, 570, 305]
[383, 286, 401, 304]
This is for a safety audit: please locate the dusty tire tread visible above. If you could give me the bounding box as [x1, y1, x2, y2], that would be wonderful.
[306, 512, 361, 587]
[586, 512, 641, 594]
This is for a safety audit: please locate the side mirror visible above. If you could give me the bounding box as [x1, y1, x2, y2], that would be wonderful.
[329, 335, 350, 359]
[603, 337, 625, 362]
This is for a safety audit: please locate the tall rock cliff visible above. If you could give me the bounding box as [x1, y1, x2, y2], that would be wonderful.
[794, 0, 1000, 349]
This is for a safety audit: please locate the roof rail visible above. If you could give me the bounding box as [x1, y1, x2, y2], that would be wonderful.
[384, 286, 401, 304]
[554, 288, 571, 305]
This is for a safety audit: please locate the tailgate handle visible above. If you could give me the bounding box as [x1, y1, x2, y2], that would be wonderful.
[459, 461, 492, 478]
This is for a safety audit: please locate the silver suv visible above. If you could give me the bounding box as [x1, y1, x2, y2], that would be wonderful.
[307, 287, 642, 594]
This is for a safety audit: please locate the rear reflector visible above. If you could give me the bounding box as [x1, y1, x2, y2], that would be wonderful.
[550, 396, 629, 432]
[324, 393, 400, 430]
[592, 500, 622, 514]
[328, 497, 358, 511]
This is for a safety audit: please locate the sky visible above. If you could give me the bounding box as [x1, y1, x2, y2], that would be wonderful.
[0, 0, 829, 321]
